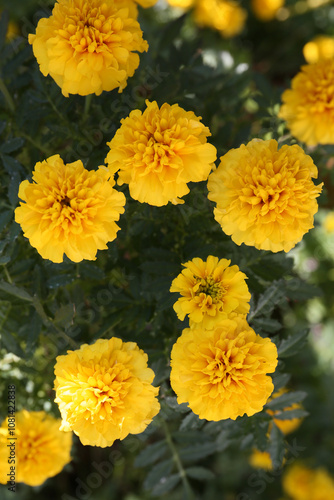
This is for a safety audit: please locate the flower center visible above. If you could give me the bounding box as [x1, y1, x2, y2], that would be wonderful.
[60, 196, 71, 208]
[195, 276, 227, 303]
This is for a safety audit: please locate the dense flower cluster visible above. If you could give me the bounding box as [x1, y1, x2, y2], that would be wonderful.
[279, 60, 334, 146]
[29, 0, 149, 96]
[54, 337, 160, 447]
[207, 139, 323, 252]
[251, 0, 284, 21]
[283, 464, 334, 500]
[15, 155, 126, 263]
[170, 316, 278, 421]
[170, 255, 251, 329]
[106, 100, 217, 206]
[303, 35, 334, 64]
[0, 410, 72, 486]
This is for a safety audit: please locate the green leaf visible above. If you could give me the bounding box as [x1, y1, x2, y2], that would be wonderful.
[268, 423, 285, 469]
[8, 171, 21, 206]
[165, 397, 189, 413]
[185, 467, 215, 481]
[0, 330, 25, 357]
[179, 442, 216, 462]
[0, 280, 33, 301]
[54, 304, 75, 328]
[251, 317, 281, 333]
[285, 278, 322, 301]
[143, 459, 174, 491]
[278, 330, 309, 358]
[265, 391, 307, 411]
[0, 137, 25, 154]
[272, 372, 291, 392]
[248, 280, 286, 321]
[134, 440, 168, 468]
[273, 409, 309, 420]
[151, 473, 181, 497]
[179, 412, 204, 432]
[0, 210, 13, 232]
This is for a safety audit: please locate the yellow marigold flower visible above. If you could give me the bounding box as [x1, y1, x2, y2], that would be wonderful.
[106, 100, 217, 206]
[166, 0, 195, 8]
[303, 35, 334, 64]
[135, 0, 158, 6]
[283, 464, 334, 500]
[170, 255, 251, 329]
[279, 60, 334, 146]
[251, 0, 284, 21]
[193, 0, 247, 38]
[249, 449, 273, 470]
[28, 0, 148, 97]
[15, 155, 126, 263]
[267, 388, 303, 435]
[170, 317, 278, 421]
[0, 410, 72, 486]
[207, 139, 323, 253]
[323, 212, 334, 233]
[54, 337, 160, 447]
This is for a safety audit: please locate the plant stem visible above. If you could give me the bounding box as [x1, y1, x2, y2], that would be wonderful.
[161, 419, 195, 500]
[82, 94, 93, 123]
[3, 266, 13, 284]
[0, 77, 15, 112]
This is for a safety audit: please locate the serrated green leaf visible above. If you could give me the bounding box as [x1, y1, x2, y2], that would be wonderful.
[278, 330, 309, 358]
[248, 281, 286, 321]
[46, 274, 76, 289]
[165, 397, 189, 413]
[251, 317, 281, 333]
[179, 441, 216, 462]
[266, 391, 307, 411]
[0, 137, 25, 154]
[54, 304, 75, 328]
[0, 330, 25, 357]
[273, 372, 291, 392]
[0, 210, 13, 232]
[185, 467, 215, 480]
[273, 409, 308, 420]
[8, 171, 21, 206]
[143, 459, 174, 491]
[151, 473, 181, 497]
[285, 278, 322, 301]
[0, 280, 33, 301]
[1, 154, 25, 175]
[268, 423, 285, 469]
[179, 412, 204, 432]
[134, 440, 168, 468]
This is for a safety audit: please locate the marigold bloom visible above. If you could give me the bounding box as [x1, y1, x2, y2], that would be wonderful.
[0, 410, 72, 486]
[28, 0, 148, 97]
[283, 464, 334, 500]
[15, 155, 125, 263]
[207, 139, 323, 252]
[135, 0, 157, 6]
[194, 0, 247, 38]
[170, 256, 251, 329]
[251, 0, 284, 21]
[279, 60, 334, 146]
[170, 317, 278, 421]
[323, 212, 334, 233]
[167, 0, 195, 7]
[267, 388, 303, 435]
[249, 450, 273, 470]
[303, 36, 334, 64]
[54, 337, 160, 447]
[106, 100, 217, 206]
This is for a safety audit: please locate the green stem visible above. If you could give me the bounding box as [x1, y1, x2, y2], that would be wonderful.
[82, 94, 93, 123]
[161, 419, 195, 500]
[0, 77, 15, 112]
